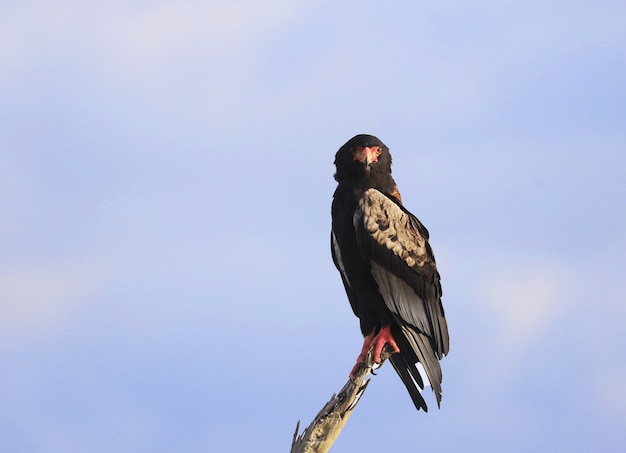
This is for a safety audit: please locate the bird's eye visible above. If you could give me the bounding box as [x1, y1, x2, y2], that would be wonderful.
[375, 147, 383, 156]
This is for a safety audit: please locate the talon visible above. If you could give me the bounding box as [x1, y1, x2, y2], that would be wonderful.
[371, 325, 400, 363]
[349, 362, 364, 380]
[349, 326, 400, 379]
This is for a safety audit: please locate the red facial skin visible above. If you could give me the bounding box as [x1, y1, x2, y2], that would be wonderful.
[352, 146, 382, 167]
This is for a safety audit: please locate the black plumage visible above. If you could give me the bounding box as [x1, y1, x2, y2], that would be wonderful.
[331, 134, 449, 411]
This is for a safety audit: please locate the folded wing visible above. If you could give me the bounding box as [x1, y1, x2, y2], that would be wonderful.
[354, 188, 449, 404]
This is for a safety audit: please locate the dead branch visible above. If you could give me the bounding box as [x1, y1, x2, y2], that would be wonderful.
[290, 347, 394, 453]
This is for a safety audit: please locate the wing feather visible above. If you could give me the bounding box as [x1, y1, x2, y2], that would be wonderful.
[354, 188, 449, 402]
[370, 261, 431, 335]
[331, 230, 360, 318]
[356, 188, 449, 356]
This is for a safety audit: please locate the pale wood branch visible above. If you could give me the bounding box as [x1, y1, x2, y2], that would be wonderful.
[290, 347, 394, 453]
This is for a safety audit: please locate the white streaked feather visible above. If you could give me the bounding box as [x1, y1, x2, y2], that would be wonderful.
[352, 207, 361, 231]
[358, 189, 429, 269]
[331, 230, 351, 288]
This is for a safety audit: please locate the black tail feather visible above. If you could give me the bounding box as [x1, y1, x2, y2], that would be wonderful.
[389, 354, 428, 412]
[390, 320, 444, 409]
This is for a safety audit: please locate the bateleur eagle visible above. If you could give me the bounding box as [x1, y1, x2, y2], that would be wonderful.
[331, 134, 449, 411]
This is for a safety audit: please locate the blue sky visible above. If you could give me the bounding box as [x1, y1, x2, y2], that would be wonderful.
[1, 1, 625, 451]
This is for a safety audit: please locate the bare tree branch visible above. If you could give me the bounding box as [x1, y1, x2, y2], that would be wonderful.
[290, 347, 394, 453]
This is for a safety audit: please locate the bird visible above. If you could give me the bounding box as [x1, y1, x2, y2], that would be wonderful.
[331, 134, 449, 411]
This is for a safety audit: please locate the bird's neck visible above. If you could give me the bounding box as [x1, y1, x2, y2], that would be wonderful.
[339, 169, 397, 198]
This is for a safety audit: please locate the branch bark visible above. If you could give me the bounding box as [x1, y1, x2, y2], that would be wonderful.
[290, 347, 394, 453]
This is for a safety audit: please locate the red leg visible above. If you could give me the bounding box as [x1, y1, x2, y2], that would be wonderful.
[349, 325, 400, 379]
[349, 331, 375, 379]
[370, 325, 400, 363]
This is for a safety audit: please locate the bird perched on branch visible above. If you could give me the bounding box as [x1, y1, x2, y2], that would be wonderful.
[331, 134, 449, 411]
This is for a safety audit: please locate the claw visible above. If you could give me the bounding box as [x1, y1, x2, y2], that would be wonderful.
[349, 325, 400, 379]
[371, 325, 400, 363]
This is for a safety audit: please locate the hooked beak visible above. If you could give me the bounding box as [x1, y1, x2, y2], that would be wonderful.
[353, 146, 380, 168]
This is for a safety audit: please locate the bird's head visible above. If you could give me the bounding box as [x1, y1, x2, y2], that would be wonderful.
[334, 134, 392, 183]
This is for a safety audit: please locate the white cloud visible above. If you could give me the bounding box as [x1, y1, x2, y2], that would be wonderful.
[0, 0, 303, 78]
[479, 261, 565, 352]
[0, 263, 96, 344]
